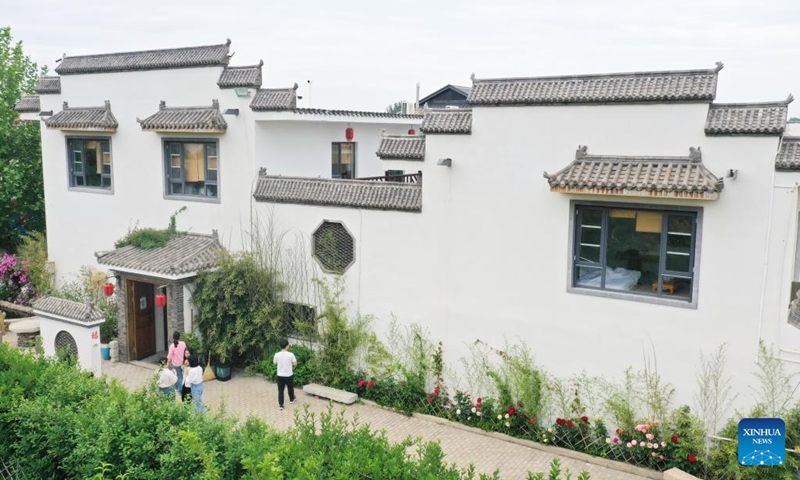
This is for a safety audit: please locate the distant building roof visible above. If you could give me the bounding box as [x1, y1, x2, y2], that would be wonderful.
[44, 101, 118, 132]
[420, 109, 472, 134]
[33, 296, 104, 323]
[776, 137, 800, 171]
[218, 61, 263, 89]
[55, 40, 231, 75]
[705, 97, 792, 135]
[376, 136, 425, 160]
[96, 232, 223, 278]
[418, 84, 472, 108]
[34, 76, 60, 94]
[469, 63, 723, 106]
[544, 146, 724, 200]
[138, 99, 227, 133]
[15, 95, 40, 113]
[250, 85, 298, 111]
[254, 175, 422, 212]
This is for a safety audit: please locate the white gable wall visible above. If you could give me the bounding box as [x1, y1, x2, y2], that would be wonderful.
[254, 102, 787, 414]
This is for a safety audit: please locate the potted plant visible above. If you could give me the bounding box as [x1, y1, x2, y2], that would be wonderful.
[99, 300, 118, 361]
[212, 339, 232, 382]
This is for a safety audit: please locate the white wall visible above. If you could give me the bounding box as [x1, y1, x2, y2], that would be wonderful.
[254, 102, 789, 421]
[40, 316, 102, 377]
[255, 121, 412, 178]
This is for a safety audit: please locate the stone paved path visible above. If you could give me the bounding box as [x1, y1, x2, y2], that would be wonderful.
[101, 359, 650, 480]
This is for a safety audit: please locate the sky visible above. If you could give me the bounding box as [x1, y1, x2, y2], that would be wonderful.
[5, 0, 800, 116]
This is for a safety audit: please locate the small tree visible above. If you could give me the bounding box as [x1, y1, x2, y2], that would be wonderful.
[193, 252, 285, 366]
[0, 27, 47, 250]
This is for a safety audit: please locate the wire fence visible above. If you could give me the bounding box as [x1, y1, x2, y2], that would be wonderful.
[0, 458, 24, 480]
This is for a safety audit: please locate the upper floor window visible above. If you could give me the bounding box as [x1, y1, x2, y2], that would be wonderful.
[332, 142, 356, 179]
[573, 204, 698, 303]
[164, 141, 218, 199]
[67, 138, 112, 189]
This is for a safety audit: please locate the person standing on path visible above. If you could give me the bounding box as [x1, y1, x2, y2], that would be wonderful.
[185, 354, 206, 414]
[156, 357, 178, 399]
[273, 339, 297, 411]
[166, 331, 186, 395]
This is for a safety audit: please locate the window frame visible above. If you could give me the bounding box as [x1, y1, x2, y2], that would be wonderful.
[331, 142, 357, 179]
[162, 138, 220, 203]
[567, 200, 703, 309]
[65, 137, 114, 193]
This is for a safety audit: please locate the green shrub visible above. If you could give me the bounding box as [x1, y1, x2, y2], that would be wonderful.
[115, 228, 178, 250]
[0, 344, 587, 479]
[16, 231, 51, 295]
[261, 344, 315, 386]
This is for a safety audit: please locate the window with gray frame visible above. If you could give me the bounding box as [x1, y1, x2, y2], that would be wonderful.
[67, 138, 112, 189]
[164, 141, 218, 198]
[331, 142, 356, 179]
[573, 205, 697, 301]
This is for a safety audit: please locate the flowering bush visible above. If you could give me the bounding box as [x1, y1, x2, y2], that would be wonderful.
[0, 254, 35, 305]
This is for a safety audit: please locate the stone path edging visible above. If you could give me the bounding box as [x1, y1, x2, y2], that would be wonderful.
[359, 399, 662, 480]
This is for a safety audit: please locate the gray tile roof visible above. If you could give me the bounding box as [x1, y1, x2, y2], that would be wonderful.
[138, 99, 227, 132]
[544, 146, 724, 200]
[293, 108, 422, 120]
[96, 232, 223, 277]
[253, 175, 422, 212]
[35, 76, 61, 94]
[776, 137, 800, 171]
[250, 85, 298, 110]
[44, 101, 118, 131]
[376, 135, 425, 160]
[218, 60, 263, 88]
[55, 40, 231, 75]
[15, 95, 40, 113]
[420, 109, 472, 134]
[469, 63, 723, 106]
[33, 296, 104, 323]
[705, 96, 792, 135]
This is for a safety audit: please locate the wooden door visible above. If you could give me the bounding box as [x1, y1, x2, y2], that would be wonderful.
[127, 280, 155, 360]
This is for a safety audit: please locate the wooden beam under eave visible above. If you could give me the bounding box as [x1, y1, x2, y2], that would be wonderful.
[46, 126, 117, 132]
[549, 186, 720, 200]
[141, 128, 227, 134]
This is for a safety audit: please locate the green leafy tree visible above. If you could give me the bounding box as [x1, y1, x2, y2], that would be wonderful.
[0, 27, 46, 250]
[385, 100, 407, 114]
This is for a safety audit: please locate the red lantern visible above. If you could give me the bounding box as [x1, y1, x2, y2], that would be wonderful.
[155, 293, 167, 308]
[345, 127, 354, 141]
[103, 283, 114, 296]
[408, 128, 416, 135]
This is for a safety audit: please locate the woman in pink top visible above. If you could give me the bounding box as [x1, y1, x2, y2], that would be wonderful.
[166, 331, 187, 394]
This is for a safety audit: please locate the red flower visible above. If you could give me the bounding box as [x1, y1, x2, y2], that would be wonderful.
[476, 397, 482, 405]
[671, 435, 679, 443]
[581, 416, 589, 422]
[688, 454, 697, 463]
[556, 418, 565, 425]
[367, 380, 374, 388]
[357, 379, 365, 388]
[433, 387, 440, 395]
[566, 420, 574, 427]
[529, 418, 537, 424]
[427, 397, 433, 403]
[615, 428, 621, 435]
[507, 406, 516, 415]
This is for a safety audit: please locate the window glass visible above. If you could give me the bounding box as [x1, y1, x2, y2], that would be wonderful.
[164, 141, 218, 199]
[67, 139, 111, 190]
[574, 205, 696, 301]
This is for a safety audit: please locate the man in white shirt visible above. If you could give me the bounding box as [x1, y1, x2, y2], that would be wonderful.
[273, 339, 298, 410]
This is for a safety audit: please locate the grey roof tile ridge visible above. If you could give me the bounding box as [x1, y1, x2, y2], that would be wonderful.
[709, 96, 794, 108]
[292, 107, 423, 118]
[224, 61, 264, 70]
[259, 174, 420, 186]
[61, 39, 231, 62]
[471, 62, 724, 83]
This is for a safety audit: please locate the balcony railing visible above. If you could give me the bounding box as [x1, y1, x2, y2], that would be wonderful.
[357, 171, 422, 184]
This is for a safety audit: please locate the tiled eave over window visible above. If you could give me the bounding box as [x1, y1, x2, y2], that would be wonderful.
[44, 101, 118, 132]
[543, 146, 724, 200]
[137, 100, 227, 133]
[253, 174, 422, 212]
[376, 135, 425, 160]
[776, 137, 800, 171]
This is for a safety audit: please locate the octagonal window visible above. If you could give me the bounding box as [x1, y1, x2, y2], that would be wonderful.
[313, 221, 354, 274]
